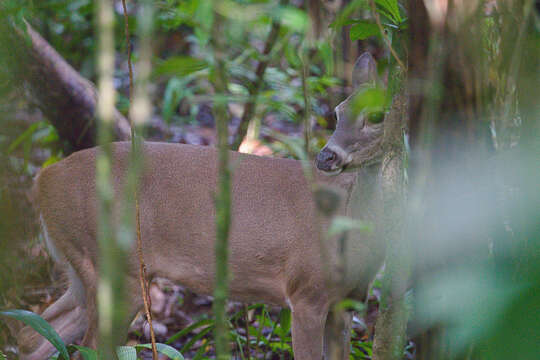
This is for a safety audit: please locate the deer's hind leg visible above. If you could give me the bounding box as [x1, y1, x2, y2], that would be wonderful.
[18, 266, 88, 360]
[79, 270, 145, 352]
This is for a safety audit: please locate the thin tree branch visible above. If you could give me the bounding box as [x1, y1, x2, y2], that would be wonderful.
[230, 0, 286, 151]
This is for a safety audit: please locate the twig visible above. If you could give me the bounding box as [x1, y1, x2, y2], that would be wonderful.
[369, 0, 406, 71]
[120, 1, 158, 359]
[230, 0, 286, 150]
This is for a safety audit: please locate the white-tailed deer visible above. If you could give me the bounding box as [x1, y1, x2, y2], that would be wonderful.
[19, 53, 387, 360]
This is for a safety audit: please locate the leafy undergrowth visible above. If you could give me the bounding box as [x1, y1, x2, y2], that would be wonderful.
[125, 277, 384, 359]
[1, 259, 383, 359]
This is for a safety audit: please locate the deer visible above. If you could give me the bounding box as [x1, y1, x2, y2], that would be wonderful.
[18, 52, 389, 360]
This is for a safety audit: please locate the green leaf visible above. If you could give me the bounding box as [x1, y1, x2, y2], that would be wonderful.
[269, 341, 292, 352]
[136, 343, 185, 360]
[116, 346, 137, 360]
[69, 345, 98, 360]
[166, 318, 214, 344]
[180, 325, 214, 353]
[318, 42, 334, 75]
[350, 21, 380, 40]
[7, 122, 43, 155]
[155, 56, 208, 77]
[327, 216, 372, 238]
[375, 0, 401, 24]
[276, 6, 309, 33]
[334, 298, 365, 312]
[351, 87, 387, 116]
[0, 310, 69, 360]
[162, 77, 188, 124]
[42, 155, 61, 168]
[279, 308, 291, 335]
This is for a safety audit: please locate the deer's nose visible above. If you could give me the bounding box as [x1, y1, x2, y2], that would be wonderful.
[316, 148, 340, 172]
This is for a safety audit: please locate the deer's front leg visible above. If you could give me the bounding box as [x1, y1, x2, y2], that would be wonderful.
[78, 255, 99, 352]
[323, 308, 353, 360]
[290, 299, 328, 360]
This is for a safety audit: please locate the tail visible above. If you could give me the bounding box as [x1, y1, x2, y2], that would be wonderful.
[31, 167, 65, 264]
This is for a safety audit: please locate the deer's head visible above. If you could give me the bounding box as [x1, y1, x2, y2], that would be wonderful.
[316, 53, 385, 175]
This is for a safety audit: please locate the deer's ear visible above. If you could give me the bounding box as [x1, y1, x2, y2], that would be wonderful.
[352, 52, 377, 88]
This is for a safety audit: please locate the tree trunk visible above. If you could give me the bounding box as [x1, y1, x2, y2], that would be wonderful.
[372, 86, 409, 360]
[12, 22, 131, 153]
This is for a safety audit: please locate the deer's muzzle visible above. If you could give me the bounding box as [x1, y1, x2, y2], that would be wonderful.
[316, 147, 344, 174]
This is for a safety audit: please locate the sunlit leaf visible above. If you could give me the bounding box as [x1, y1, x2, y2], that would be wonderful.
[375, 0, 402, 24]
[335, 298, 365, 312]
[42, 155, 61, 168]
[155, 56, 208, 77]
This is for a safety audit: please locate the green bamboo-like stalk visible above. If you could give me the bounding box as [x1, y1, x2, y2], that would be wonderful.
[96, 0, 128, 357]
[211, 4, 232, 359]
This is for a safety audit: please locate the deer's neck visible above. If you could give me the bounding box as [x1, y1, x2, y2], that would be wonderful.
[347, 163, 382, 221]
[343, 163, 385, 296]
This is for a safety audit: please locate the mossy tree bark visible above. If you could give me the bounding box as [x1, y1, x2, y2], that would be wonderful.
[372, 85, 409, 360]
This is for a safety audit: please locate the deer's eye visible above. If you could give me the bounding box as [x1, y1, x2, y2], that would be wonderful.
[367, 111, 384, 124]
